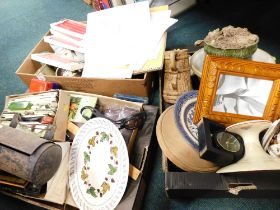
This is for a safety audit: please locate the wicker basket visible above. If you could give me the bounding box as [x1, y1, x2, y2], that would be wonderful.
[163, 49, 192, 104]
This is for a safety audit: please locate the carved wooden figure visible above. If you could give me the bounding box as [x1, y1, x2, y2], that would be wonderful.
[163, 49, 192, 104]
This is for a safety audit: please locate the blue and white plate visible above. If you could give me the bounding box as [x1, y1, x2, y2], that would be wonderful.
[174, 90, 199, 151]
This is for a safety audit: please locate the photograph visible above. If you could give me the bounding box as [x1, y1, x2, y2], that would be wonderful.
[68, 94, 98, 123]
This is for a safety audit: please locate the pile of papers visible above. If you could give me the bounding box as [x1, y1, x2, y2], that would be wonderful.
[31, 1, 177, 79]
[83, 1, 177, 78]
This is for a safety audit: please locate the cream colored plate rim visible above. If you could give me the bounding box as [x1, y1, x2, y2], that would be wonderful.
[190, 48, 276, 78]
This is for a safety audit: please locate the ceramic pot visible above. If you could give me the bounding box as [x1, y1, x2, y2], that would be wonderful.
[204, 42, 258, 59]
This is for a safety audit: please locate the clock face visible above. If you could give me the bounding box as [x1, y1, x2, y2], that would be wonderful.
[216, 132, 241, 152]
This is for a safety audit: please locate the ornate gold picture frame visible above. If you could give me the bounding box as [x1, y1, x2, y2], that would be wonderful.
[193, 55, 280, 126]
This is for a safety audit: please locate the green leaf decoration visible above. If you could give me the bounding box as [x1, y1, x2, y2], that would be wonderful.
[8, 101, 32, 111]
[108, 164, 117, 175]
[70, 97, 81, 104]
[81, 168, 88, 181]
[101, 182, 110, 194]
[86, 187, 97, 197]
[110, 146, 118, 158]
[84, 152, 90, 164]
[100, 132, 109, 142]
[88, 136, 96, 147]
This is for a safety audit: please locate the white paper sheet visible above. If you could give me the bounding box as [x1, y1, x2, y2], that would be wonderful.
[82, 1, 177, 79]
[129, 9, 178, 70]
[82, 1, 150, 78]
[148, 9, 178, 59]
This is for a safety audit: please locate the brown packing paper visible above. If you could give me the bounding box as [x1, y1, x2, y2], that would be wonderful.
[65, 189, 76, 208]
[44, 142, 70, 204]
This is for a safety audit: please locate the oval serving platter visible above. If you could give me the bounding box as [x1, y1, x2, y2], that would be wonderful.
[174, 90, 199, 151]
[69, 117, 129, 210]
[190, 48, 276, 78]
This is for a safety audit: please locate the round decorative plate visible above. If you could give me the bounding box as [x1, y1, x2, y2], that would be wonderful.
[69, 118, 129, 210]
[190, 48, 276, 78]
[174, 90, 199, 151]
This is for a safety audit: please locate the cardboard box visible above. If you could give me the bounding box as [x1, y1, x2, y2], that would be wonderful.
[15, 30, 165, 98]
[2, 90, 142, 142]
[2, 90, 64, 140]
[0, 104, 158, 209]
[164, 159, 280, 198]
[159, 71, 280, 198]
[65, 105, 158, 210]
[55, 90, 142, 141]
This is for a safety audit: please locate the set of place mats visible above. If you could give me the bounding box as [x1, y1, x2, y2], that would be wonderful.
[156, 91, 218, 172]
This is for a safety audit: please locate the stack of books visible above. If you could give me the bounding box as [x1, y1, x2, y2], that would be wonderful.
[31, 19, 86, 73]
[46, 19, 86, 53]
[89, 0, 136, 10]
[150, 0, 196, 17]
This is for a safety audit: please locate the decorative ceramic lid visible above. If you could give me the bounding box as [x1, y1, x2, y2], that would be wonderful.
[204, 25, 259, 50]
[190, 48, 275, 78]
[69, 118, 129, 210]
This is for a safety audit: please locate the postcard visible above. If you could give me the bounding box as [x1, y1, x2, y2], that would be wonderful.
[68, 95, 98, 123]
